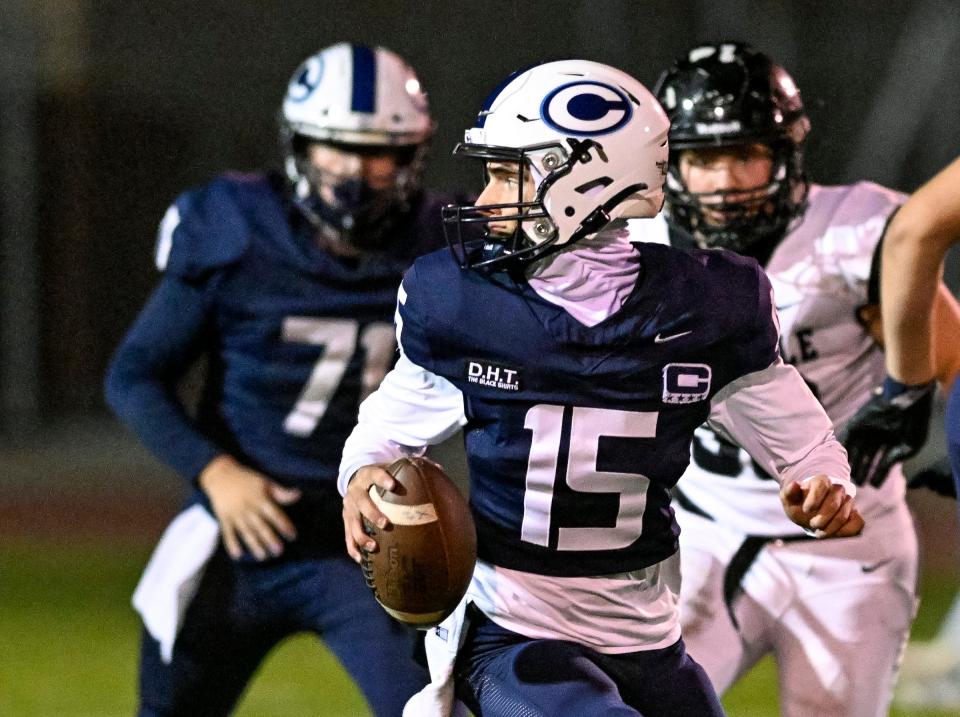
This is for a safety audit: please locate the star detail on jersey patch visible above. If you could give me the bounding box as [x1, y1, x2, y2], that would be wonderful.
[465, 359, 521, 392]
[662, 363, 711, 404]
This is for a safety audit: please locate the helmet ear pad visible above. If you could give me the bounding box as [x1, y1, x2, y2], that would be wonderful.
[288, 136, 429, 250]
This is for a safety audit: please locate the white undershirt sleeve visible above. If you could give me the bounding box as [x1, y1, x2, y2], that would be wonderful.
[707, 357, 855, 496]
[337, 352, 467, 496]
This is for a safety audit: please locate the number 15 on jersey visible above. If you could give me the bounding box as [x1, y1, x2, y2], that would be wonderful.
[522, 404, 656, 552]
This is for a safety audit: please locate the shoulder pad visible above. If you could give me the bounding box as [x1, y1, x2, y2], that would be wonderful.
[396, 246, 471, 371]
[679, 244, 769, 317]
[679, 241, 758, 278]
[803, 182, 905, 290]
[694, 248, 779, 368]
[154, 173, 268, 279]
[804, 182, 905, 249]
[403, 247, 461, 313]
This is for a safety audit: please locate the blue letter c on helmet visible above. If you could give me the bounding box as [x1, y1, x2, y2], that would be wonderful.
[287, 56, 324, 103]
[541, 81, 632, 136]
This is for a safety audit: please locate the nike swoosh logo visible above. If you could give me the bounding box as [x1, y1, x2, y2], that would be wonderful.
[654, 330, 692, 343]
[861, 559, 893, 573]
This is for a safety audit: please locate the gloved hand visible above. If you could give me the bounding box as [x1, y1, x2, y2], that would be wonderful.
[906, 459, 957, 498]
[839, 377, 935, 487]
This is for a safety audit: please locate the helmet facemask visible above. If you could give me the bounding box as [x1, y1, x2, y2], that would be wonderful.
[285, 134, 427, 251]
[665, 139, 808, 254]
[443, 137, 643, 272]
[444, 142, 558, 270]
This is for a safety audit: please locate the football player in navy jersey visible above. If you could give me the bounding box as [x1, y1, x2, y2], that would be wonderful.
[635, 43, 960, 716]
[104, 43, 460, 716]
[339, 58, 863, 717]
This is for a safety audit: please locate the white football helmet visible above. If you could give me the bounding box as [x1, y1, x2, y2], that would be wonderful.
[280, 43, 434, 249]
[443, 59, 669, 270]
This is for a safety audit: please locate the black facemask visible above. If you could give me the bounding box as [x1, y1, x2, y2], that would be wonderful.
[291, 142, 420, 251]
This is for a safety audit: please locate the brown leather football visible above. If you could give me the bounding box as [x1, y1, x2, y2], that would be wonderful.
[361, 456, 476, 628]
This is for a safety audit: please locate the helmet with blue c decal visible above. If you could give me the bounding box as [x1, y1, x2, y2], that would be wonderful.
[443, 59, 669, 271]
[280, 43, 434, 250]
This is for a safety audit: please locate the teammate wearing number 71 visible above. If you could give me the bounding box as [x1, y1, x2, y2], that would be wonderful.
[103, 43, 465, 716]
[339, 58, 863, 717]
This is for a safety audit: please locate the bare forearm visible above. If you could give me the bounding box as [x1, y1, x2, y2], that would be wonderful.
[880, 238, 940, 382]
[881, 157, 960, 383]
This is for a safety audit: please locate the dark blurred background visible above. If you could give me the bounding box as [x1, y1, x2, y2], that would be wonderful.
[0, 0, 958, 508]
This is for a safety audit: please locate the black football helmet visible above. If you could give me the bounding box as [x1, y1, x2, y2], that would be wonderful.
[654, 43, 810, 254]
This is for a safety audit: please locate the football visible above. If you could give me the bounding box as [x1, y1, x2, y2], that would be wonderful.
[361, 456, 476, 628]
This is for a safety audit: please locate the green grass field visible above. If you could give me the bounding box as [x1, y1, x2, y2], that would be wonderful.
[1, 537, 957, 717]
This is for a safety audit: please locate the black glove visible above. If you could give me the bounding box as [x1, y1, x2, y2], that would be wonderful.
[839, 378, 935, 487]
[907, 459, 958, 498]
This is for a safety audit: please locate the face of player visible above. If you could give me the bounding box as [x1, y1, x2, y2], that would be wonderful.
[305, 142, 403, 205]
[475, 161, 537, 237]
[678, 143, 775, 226]
[299, 140, 417, 254]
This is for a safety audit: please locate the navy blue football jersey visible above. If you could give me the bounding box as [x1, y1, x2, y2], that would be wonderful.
[397, 242, 780, 576]
[106, 171, 452, 486]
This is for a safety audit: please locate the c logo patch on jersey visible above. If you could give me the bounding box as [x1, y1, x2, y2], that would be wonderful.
[540, 81, 632, 136]
[287, 56, 324, 103]
[662, 363, 712, 404]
